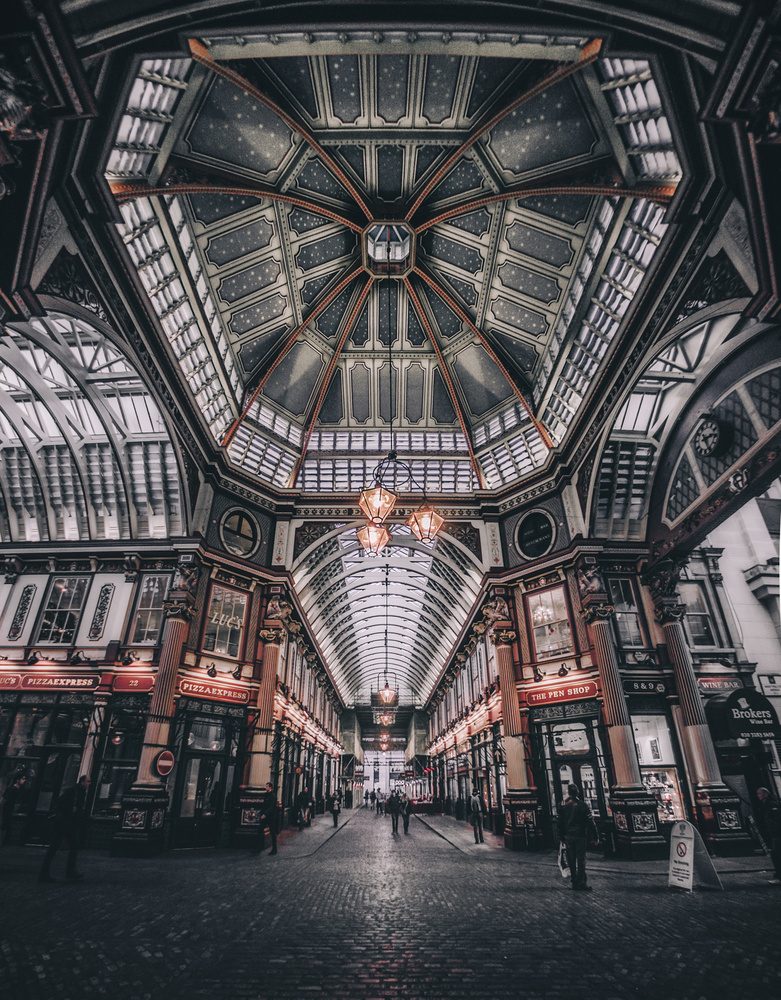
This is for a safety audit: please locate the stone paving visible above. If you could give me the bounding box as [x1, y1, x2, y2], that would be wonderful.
[1, 804, 779, 1000]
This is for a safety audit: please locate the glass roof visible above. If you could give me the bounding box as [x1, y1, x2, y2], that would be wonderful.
[0, 313, 183, 542]
[105, 36, 682, 496]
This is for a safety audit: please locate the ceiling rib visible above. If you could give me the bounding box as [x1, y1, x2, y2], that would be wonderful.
[405, 37, 604, 220]
[413, 265, 553, 449]
[404, 277, 484, 488]
[108, 180, 364, 232]
[414, 182, 677, 233]
[222, 263, 364, 448]
[290, 275, 375, 485]
[188, 39, 374, 219]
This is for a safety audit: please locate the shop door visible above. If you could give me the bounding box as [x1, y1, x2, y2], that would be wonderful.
[172, 715, 238, 849]
[539, 718, 610, 847]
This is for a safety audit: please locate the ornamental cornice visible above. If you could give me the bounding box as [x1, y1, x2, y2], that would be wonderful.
[259, 627, 286, 644]
[489, 628, 517, 647]
[162, 599, 197, 622]
[654, 600, 687, 625]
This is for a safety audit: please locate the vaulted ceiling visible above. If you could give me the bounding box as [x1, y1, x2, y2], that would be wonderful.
[104, 29, 681, 497]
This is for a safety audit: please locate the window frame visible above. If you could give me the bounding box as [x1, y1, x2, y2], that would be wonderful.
[678, 580, 720, 649]
[219, 508, 261, 558]
[201, 582, 250, 660]
[526, 584, 575, 662]
[606, 576, 646, 651]
[35, 576, 91, 646]
[128, 572, 172, 646]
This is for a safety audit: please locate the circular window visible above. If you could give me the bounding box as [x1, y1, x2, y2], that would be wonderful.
[515, 509, 555, 560]
[220, 510, 260, 557]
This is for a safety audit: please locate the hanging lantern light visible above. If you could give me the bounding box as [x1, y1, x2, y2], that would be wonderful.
[356, 522, 391, 555]
[378, 678, 398, 705]
[406, 506, 445, 543]
[358, 483, 397, 524]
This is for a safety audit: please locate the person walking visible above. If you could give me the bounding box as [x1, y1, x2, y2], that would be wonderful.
[376, 790, 384, 817]
[296, 786, 312, 831]
[330, 791, 341, 827]
[388, 790, 400, 833]
[469, 788, 485, 844]
[251, 781, 278, 856]
[39, 775, 91, 883]
[370, 789, 376, 811]
[756, 787, 781, 883]
[558, 783, 596, 891]
[1, 771, 26, 847]
[401, 793, 412, 834]
[364, 790, 369, 809]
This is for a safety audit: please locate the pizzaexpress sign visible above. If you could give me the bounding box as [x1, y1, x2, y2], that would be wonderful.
[724, 688, 780, 740]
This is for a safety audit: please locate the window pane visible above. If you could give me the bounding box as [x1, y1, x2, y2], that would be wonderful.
[608, 578, 644, 648]
[528, 586, 574, 660]
[131, 574, 171, 644]
[202, 586, 247, 658]
[679, 582, 716, 646]
[37, 577, 90, 644]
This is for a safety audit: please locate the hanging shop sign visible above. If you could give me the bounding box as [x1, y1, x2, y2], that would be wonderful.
[179, 678, 251, 705]
[523, 680, 598, 706]
[698, 676, 743, 693]
[113, 673, 155, 693]
[724, 688, 780, 740]
[624, 680, 667, 695]
[156, 750, 175, 777]
[0, 672, 100, 691]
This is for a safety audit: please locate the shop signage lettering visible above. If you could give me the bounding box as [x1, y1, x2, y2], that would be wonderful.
[210, 612, 244, 629]
[724, 688, 780, 740]
[113, 674, 155, 693]
[624, 680, 666, 694]
[698, 676, 743, 693]
[179, 678, 250, 705]
[5, 673, 102, 690]
[524, 680, 598, 706]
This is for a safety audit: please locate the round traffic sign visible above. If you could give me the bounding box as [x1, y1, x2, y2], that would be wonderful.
[156, 750, 175, 777]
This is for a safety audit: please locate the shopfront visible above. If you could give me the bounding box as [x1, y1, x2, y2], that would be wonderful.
[0, 672, 100, 843]
[625, 684, 687, 831]
[525, 682, 611, 847]
[169, 690, 249, 849]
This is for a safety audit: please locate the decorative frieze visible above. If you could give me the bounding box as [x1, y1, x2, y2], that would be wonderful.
[8, 584, 36, 641]
[88, 583, 115, 640]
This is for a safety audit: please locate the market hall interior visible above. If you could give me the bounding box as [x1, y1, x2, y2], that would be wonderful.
[0, 0, 781, 994]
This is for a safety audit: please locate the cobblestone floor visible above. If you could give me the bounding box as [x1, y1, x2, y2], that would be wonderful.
[1, 806, 779, 1000]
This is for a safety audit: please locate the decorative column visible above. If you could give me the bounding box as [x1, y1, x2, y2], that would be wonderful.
[235, 624, 285, 845]
[491, 624, 540, 850]
[648, 560, 751, 854]
[580, 596, 666, 859]
[112, 585, 196, 857]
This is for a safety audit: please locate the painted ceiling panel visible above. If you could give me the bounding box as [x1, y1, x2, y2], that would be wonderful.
[454, 345, 514, 416]
[263, 342, 324, 416]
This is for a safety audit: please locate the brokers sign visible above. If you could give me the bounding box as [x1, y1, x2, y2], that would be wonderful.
[724, 688, 780, 740]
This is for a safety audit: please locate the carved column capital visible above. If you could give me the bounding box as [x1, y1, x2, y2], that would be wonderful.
[259, 627, 286, 644]
[162, 599, 196, 622]
[643, 556, 686, 604]
[489, 628, 516, 647]
[654, 599, 687, 625]
[579, 603, 614, 626]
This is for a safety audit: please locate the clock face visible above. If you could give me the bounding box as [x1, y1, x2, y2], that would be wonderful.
[693, 418, 721, 457]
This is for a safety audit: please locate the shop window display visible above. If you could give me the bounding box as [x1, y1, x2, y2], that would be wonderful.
[94, 702, 147, 816]
[527, 586, 574, 660]
[202, 585, 248, 658]
[632, 714, 685, 821]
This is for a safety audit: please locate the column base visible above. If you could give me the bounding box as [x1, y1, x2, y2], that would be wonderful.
[694, 786, 754, 856]
[110, 785, 169, 857]
[233, 788, 265, 848]
[502, 792, 543, 850]
[608, 789, 668, 860]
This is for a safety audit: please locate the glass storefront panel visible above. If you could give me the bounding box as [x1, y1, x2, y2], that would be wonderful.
[202, 586, 248, 658]
[632, 714, 684, 822]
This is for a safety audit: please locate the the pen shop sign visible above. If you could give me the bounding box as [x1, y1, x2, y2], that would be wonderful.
[724, 688, 780, 741]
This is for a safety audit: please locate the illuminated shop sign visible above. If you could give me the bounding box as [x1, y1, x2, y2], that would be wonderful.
[523, 680, 598, 706]
[179, 678, 250, 705]
[0, 673, 100, 690]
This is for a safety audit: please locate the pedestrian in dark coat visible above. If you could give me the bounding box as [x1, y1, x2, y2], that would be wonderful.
[364, 790, 369, 808]
[370, 789, 376, 811]
[330, 792, 341, 827]
[40, 775, 91, 883]
[558, 783, 596, 891]
[252, 781, 278, 855]
[388, 791, 401, 833]
[401, 793, 412, 834]
[756, 787, 781, 883]
[297, 787, 312, 830]
[469, 788, 485, 844]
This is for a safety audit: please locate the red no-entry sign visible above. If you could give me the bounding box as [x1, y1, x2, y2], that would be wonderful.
[156, 750, 175, 777]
